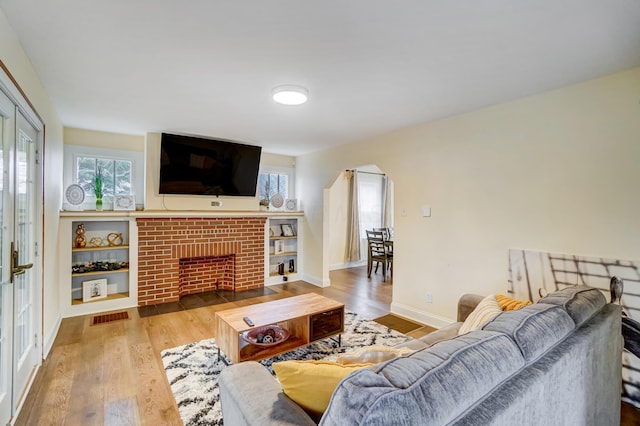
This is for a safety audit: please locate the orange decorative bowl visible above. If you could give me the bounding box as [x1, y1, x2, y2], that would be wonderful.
[241, 325, 291, 347]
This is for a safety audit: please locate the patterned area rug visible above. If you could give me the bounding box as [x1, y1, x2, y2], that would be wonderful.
[161, 311, 413, 425]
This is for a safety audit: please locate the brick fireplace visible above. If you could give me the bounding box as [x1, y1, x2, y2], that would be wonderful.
[136, 217, 266, 306]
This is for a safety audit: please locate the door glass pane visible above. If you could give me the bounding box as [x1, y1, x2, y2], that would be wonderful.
[14, 126, 33, 366]
[0, 116, 5, 390]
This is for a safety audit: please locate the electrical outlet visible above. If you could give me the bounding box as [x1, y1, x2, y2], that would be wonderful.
[426, 293, 433, 303]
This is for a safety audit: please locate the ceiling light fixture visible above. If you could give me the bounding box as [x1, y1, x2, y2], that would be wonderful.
[272, 85, 309, 106]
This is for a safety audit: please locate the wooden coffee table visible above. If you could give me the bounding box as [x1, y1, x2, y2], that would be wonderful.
[214, 293, 344, 364]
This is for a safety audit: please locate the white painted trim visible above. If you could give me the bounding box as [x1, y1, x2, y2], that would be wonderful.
[42, 316, 62, 359]
[302, 273, 328, 287]
[329, 260, 366, 271]
[10, 363, 39, 426]
[390, 302, 455, 329]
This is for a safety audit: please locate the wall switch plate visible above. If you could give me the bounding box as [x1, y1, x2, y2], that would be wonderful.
[426, 293, 433, 303]
[422, 206, 431, 217]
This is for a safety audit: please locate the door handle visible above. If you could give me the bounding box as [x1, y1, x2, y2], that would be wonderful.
[10, 242, 33, 283]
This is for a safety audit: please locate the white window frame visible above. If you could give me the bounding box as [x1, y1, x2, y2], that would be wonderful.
[258, 165, 295, 200]
[63, 144, 144, 210]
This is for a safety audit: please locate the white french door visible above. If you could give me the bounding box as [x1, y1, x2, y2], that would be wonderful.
[0, 85, 41, 424]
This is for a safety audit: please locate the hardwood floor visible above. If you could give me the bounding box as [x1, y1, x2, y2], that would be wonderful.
[15, 266, 399, 425]
[15, 266, 638, 425]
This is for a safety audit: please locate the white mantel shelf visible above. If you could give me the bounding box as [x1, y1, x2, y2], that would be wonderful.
[59, 210, 304, 218]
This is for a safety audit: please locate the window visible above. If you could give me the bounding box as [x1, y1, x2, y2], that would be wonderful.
[259, 172, 289, 202]
[63, 144, 144, 210]
[76, 156, 133, 197]
[357, 172, 385, 239]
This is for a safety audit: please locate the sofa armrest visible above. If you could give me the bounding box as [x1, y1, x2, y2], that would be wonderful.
[218, 361, 316, 426]
[457, 294, 485, 322]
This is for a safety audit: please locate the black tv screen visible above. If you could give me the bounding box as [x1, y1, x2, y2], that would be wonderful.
[159, 133, 262, 197]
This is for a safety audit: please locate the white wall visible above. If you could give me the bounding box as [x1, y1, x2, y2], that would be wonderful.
[297, 67, 640, 326]
[0, 8, 65, 354]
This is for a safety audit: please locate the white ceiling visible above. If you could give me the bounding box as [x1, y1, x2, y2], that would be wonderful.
[1, 1, 639, 156]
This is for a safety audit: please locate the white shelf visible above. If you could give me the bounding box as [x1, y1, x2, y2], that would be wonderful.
[265, 217, 301, 285]
[59, 217, 138, 317]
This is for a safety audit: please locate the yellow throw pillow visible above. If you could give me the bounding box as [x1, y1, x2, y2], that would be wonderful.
[337, 345, 413, 365]
[496, 294, 532, 311]
[458, 294, 502, 335]
[273, 360, 371, 420]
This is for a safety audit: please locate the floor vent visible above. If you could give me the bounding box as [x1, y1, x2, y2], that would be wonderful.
[92, 311, 129, 325]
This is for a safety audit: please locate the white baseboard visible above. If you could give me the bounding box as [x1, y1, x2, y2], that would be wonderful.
[390, 302, 455, 329]
[43, 315, 62, 358]
[329, 260, 366, 271]
[301, 273, 329, 287]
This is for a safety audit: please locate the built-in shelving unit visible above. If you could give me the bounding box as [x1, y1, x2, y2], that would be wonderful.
[59, 214, 138, 317]
[266, 216, 301, 285]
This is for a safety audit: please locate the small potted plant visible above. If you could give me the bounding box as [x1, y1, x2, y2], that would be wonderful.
[259, 197, 269, 211]
[94, 168, 104, 211]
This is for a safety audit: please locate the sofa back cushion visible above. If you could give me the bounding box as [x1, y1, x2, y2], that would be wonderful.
[320, 331, 525, 426]
[482, 304, 575, 362]
[537, 286, 606, 327]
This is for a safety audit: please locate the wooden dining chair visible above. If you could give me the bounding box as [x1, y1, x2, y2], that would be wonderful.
[373, 227, 393, 265]
[366, 230, 392, 281]
[373, 227, 390, 240]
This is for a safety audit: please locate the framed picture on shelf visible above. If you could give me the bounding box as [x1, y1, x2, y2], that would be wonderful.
[281, 224, 295, 237]
[274, 239, 285, 255]
[114, 194, 135, 211]
[82, 278, 108, 302]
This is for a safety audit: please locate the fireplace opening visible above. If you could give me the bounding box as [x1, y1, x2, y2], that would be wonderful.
[179, 254, 235, 298]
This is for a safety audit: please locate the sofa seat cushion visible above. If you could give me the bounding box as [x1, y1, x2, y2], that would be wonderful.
[337, 346, 413, 365]
[537, 286, 606, 327]
[321, 331, 525, 426]
[482, 304, 575, 361]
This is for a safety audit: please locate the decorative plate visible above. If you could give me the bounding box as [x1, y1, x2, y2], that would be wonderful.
[65, 184, 85, 205]
[241, 324, 290, 347]
[270, 193, 284, 209]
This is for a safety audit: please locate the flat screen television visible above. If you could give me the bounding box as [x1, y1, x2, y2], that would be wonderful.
[159, 133, 262, 197]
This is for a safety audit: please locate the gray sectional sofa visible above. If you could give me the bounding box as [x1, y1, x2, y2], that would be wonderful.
[218, 286, 622, 425]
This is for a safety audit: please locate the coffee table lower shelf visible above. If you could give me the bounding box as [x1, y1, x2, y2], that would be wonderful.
[217, 333, 342, 365]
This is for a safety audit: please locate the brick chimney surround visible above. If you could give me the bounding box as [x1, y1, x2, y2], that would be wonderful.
[136, 216, 266, 306]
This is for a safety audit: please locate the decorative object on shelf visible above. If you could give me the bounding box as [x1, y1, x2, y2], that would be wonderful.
[270, 193, 284, 209]
[259, 198, 269, 211]
[74, 224, 86, 248]
[269, 227, 275, 237]
[289, 259, 295, 273]
[65, 184, 85, 206]
[281, 223, 295, 237]
[241, 325, 290, 347]
[82, 278, 108, 302]
[114, 194, 135, 211]
[72, 261, 129, 274]
[285, 198, 297, 211]
[106, 232, 124, 246]
[274, 240, 285, 255]
[278, 262, 285, 275]
[93, 168, 104, 211]
[88, 237, 104, 247]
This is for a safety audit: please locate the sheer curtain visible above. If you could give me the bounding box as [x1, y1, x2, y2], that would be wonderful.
[357, 172, 384, 239]
[345, 170, 361, 262]
[382, 176, 393, 228]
